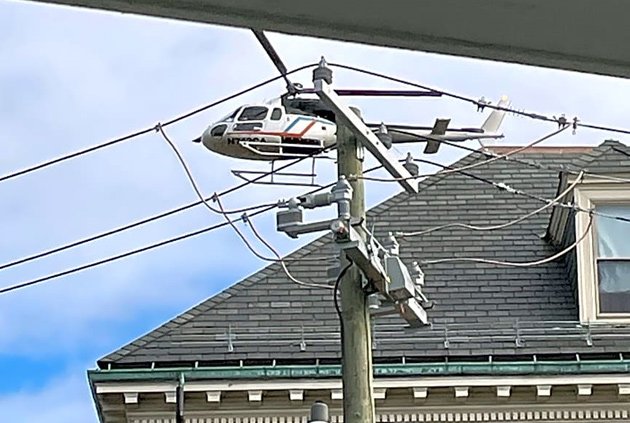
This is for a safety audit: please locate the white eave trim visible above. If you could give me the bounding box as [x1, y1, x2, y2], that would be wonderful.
[96, 373, 630, 395]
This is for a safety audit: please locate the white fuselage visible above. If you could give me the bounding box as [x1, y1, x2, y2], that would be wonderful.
[200, 99, 508, 160]
[201, 104, 336, 161]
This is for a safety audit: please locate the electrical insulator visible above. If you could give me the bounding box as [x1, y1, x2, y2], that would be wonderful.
[403, 153, 419, 176]
[384, 232, 399, 256]
[377, 123, 393, 149]
[331, 176, 353, 219]
[312, 57, 333, 84]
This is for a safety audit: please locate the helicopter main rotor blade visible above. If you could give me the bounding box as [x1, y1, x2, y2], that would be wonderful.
[299, 88, 441, 97]
[251, 29, 293, 89]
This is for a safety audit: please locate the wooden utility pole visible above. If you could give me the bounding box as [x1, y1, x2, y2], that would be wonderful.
[337, 111, 375, 423]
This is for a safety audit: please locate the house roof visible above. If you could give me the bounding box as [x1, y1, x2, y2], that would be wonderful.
[98, 140, 630, 370]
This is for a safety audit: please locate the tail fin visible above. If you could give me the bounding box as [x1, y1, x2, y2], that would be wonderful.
[481, 95, 510, 134]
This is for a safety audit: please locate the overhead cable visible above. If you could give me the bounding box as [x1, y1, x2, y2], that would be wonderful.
[421, 214, 594, 267]
[384, 127, 630, 186]
[396, 171, 585, 238]
[329, 63, 630, 137]
[0, 175, 346, 295]
[359, 126, 569, 183]
[0, 129, 329, 273]
[415, 156, 630, 225]
[0, 205, 275, 295]
[156, 125, 338, 288]
[0, 64, 316, 184]
[243, 213, 333, 290]
[0, 163, 388, 294]
[159, 125, 335, 264]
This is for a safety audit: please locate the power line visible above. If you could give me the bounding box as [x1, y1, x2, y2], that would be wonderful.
[0, 64, 316, 184]
[396, 171, 585, 238]
[0, 199, 273, 272]
[159, 124, 339, 265]
[358, 126, 569, 183]
[158, 125, 225, 215]
[421, 214, 594, 267]
[418, 156, 630, 225]
[0, 163, 390, 295]
[0, 176, 345, 295]
[329, 63, 630, 137]
[386, 127, 630, 186]
[0, 205, 275, 295]
[0, 134, 331, 273]
[244, 214, 333, 290]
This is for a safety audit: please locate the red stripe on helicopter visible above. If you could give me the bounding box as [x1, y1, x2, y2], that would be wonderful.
[229, 120, 317, 138]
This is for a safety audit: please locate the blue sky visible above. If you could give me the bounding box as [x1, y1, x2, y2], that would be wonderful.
[2, 1, 630, 421]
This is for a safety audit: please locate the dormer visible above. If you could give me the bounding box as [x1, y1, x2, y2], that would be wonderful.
[548, 140, 630, 323]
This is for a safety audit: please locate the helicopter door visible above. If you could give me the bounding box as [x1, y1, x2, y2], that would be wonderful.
[233, 106, 278, 155]
[266, 107, 285, 132]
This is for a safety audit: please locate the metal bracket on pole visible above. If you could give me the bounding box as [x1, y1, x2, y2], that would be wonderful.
[395, 297, 428, 328]
[333, 225, 389, 294]
[279, 216, 363, 239]
[313, 76, 419, 194]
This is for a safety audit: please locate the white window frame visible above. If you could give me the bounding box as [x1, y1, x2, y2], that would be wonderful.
[574, 182, 630, 323]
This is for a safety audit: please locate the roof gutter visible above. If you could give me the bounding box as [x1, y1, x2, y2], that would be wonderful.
[88, 358, 630, 383]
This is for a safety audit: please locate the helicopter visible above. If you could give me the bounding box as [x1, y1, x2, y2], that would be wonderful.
[193, 30, 509, 161]
[194, 94, 509, 160]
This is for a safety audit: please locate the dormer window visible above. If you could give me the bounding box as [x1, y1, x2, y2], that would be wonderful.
[574, 183, 630, 322]
[594, 204, 630, 314]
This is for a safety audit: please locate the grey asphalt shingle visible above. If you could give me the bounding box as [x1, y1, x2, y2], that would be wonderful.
[98, 140, 630, 368]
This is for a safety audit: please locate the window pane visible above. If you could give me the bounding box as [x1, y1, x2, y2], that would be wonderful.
[220, 109, 239, 122]
[270, 108, 282, 121]
[210, 124, 227, 136]
[596, 204, 630, 257]
[238, 107, 268, 121]
[598, 260, 630, 313]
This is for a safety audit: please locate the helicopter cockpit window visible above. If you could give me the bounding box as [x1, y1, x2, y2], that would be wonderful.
[220, 109, 239, 123]
[210, 124, 227, 137]
[238, 106, 268, 121]
[270, 108, 283, 121]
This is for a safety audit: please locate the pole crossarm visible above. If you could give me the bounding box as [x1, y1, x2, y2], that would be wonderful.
[312, 68, 419, 194]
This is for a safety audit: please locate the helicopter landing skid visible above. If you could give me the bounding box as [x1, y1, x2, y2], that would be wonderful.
[231, 157, 324, 187]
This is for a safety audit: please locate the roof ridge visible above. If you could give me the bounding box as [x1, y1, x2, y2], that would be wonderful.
[570, 140, 616, 169]
[569, 139, 630, 174]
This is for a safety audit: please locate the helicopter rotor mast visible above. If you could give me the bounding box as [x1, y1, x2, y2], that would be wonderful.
[250, 29, 440, 99]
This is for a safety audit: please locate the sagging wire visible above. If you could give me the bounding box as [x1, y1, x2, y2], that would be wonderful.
[396, 171, 585, 238]
[414, 156, 630, 225]
[421, 213, 594, 267]
[215, 196, 332, 289]
[243, 214, 334, 290]
[159, 124, 328, 264]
